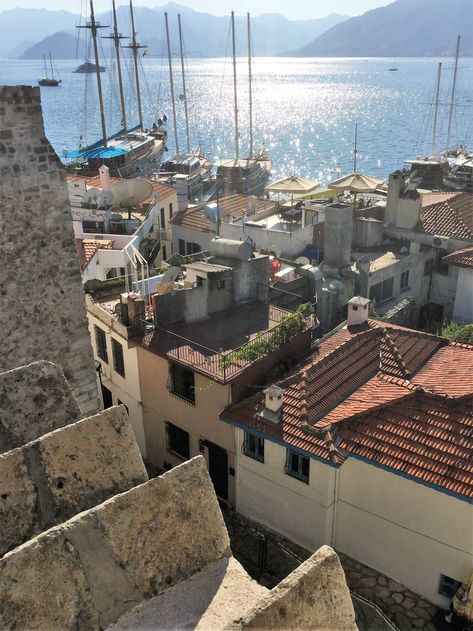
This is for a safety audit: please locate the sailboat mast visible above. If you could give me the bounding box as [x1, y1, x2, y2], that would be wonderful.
[127, 0, 145, 130]
[89, 0, 108, 145]
[43, 54, 48, 77]
[178, 14, 190, 153]
[446, 34, 461, 151]
[432, 62, 442, 155]
[49, 52, 54, 79]
[247, 13, 253, 159]
[105, 0, 128, 132]
[353, 123, 358, 172]
[165, 12, 180, 156]
[231, 10, 239, 160]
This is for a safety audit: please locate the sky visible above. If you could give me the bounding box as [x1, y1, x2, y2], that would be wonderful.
[2, 0, 392, 20]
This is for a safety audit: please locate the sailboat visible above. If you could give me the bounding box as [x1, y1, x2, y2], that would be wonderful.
[38, 53, 61, 87]
[65, 0, 166, 178]
[158, 12, 211, 209]
[214, 12, 271, 196]
[388, 58, 398, 71]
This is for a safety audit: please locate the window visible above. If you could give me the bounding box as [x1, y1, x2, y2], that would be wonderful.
[216, 279, 226, 290]
[169, 202, 173, 218]
[162, 244, 167, 261]
[424, 259, 434, 276]
[169, 363, 195, 404]
[101, 385, 113, 409]
[285, 449, 310, 483]
[439, 575, 462, 600]
[400, 270, 410, 290]
[112, 338, 125, 377]
[436, 249, 449, 276]
[243, 431, 264, 462]
[160, 207, 165, 229]
[95, 326, 108, 362]
[165, 422, 190, 460]
[178, 238, 186, 255]
[369, 277, 394, 304]
[117, 399, 129, 415]
[82, 220, 105, 234]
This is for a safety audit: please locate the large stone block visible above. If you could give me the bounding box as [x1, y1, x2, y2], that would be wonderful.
[226, 545, 358, 630]
[0, 457, 231, 629]
[0, 361, 80, 453]
[0, 405, 148, 557]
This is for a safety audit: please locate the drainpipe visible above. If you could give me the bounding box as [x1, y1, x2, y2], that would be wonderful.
[330, 466, 340, 547]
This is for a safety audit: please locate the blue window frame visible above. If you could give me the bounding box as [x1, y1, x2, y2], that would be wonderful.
[242, 431, 264, 462]
[439, 574, 462, 600]
[285, 449, 310, 483]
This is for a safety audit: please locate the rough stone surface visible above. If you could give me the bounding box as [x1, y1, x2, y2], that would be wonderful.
[109, 557, 269, 630]
[0, 361, 80, 453]
[0, 457, 231, 629]
[0, 86, 98, 415]
[0, 405, 148, 557]
[227, 546, 357, 630]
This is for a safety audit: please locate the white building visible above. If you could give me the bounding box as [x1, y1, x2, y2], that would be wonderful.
[441, 247, 473, 325]
[221, 299, 473, 607]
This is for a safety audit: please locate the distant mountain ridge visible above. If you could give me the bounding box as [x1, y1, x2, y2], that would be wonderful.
[0, 4, 347, 59]
[283, 0, 473, 57]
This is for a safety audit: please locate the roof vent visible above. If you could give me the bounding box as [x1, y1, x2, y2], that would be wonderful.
[260, 385, 284, 423]
[347, 296, 370, 327]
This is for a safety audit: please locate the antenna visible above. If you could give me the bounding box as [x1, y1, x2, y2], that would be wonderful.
[353, 123, 358, 172]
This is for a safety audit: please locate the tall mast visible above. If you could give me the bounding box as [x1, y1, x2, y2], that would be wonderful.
[178, 14, 190, 153]
[231, 10, 239, 160]
[432, 62, 442, 155]
[49, 52, 54, 79]
[43, 54, 48, 77]
[124, 0, 146, 130]
[247, 13, 253, 159]
[104, 0, 128, 132]
[353, 123, 358, 172]
[78, 0, 108, 145]
[446, 34, 461, 151]
[165, 12, 179, 156]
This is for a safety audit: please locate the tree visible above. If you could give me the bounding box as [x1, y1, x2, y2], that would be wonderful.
[440, 322, 473, 344]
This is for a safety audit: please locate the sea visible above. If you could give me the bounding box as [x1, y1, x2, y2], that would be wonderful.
[1, 56, 472, 185]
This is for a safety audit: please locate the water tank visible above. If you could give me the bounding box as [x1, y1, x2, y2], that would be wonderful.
[209, 237, 253, 261]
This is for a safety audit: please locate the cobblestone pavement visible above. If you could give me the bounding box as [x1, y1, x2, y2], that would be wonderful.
[223, 508, 445, 631]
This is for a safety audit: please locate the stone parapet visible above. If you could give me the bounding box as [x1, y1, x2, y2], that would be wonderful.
[0, 405, 148, 557]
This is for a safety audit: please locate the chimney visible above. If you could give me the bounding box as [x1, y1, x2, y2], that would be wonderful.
[347, 296, 370, 327]
[261, 385, 284, 423]
[120, 293, 146, 335]
[99, 164, 111, 190]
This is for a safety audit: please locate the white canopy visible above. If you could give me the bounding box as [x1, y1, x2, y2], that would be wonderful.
[265, 175, 320, 195]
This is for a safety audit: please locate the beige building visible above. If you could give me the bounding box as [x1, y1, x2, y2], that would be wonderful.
[85, 242, 317, 504]
[222, 298, 473, 607]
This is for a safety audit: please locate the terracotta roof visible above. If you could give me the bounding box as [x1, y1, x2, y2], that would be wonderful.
[75, 238, 114, 270]
[170, 194, 277, 233]
[441, 247, 473, 269]
[421, 192, 457, 207]
[222, 319, 473, 498]
[67, 174, 176, 205]
[417, 192, 473, 240]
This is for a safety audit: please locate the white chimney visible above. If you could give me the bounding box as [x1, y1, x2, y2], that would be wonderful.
[99, 164, 111, 190]
[260, 385, 284, 423]
[347, 296, 370, 327]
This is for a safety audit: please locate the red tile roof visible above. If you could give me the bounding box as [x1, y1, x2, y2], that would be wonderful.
[442, 247, 473, 269]
[418, 192, 473, 240]
[170, 194, 277, 233]
[222, 319, 473, 498]
[75, 238, 114, 270]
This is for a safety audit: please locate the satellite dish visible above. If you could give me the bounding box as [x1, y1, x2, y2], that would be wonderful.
[98, 190, 114, 209]
[84, 187, 102, 207]
[109, 178, 154, 208]
[295, 256, 310, 266]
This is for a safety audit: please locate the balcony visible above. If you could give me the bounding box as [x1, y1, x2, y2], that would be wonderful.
[142, 302, 316, 383]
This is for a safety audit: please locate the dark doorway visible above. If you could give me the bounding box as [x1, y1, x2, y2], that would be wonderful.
[201, 440, 228, 502]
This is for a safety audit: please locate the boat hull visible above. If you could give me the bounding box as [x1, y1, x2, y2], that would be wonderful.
[38, 79, 61, 87]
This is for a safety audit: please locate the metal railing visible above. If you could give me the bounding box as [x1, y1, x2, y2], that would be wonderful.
[163, 307, 315, 382]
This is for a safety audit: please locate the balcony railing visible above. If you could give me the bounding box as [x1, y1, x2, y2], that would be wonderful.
[163, 303, 316, 383]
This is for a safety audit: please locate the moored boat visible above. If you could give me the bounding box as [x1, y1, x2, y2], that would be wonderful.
[38, 53, 61, 86]
[73, 59, 106, 73]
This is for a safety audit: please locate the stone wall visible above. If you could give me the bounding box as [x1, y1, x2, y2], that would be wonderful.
[0, 456, 231, 630]
[226, 546, 357, 630]
[0, 405, 148, 557]
[0, 360, 81, 453]
[0, 85, 98, 415]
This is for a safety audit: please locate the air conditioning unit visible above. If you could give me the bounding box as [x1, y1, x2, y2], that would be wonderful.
[432, 235, 449, 249]
[160, 229, 172, 241]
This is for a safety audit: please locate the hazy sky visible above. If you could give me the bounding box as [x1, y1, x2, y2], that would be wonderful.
[3, 0, 393, 20]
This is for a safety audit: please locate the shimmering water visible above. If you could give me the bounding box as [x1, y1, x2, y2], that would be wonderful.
[1, 57, 472, 184]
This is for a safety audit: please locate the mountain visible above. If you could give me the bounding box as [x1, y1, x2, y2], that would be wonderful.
[20, 32, 78, 60]
[283, 0, 473, 57]
[12, 4, 348, 59]
[0, 8, 78, 58]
